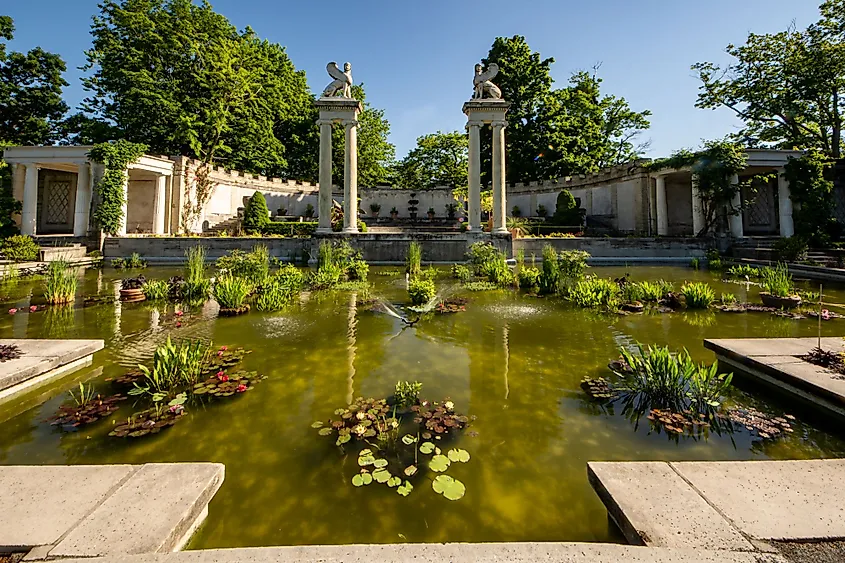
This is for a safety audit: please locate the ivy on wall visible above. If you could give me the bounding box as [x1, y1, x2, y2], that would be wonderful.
[783, 151, 838, 245]
[648, 140, 754, 237]
[87, 140, 147, 235]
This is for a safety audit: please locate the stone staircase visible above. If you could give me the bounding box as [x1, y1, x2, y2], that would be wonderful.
[203, 216, 240, 235]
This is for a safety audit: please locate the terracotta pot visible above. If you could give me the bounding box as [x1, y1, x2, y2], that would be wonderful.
[219, 304, 250, 317]
[759, 292, 802, 310]
[119, 288, 145, 303]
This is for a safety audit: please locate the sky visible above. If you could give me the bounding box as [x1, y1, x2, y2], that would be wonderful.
[4, 0, 824, 161]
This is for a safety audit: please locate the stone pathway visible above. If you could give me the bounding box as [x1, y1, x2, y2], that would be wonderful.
[705, 337, 845, 422]
[0, 463, 224, 558]
[0, 339, 103, 404]
[589, 459, 845, 552]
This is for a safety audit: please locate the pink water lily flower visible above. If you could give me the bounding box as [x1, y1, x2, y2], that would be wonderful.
[217, 350, 224, 357]
[175, 310, 184, 317]
[220, 346, 228, 351]
[175, 321, 182, 328]
[236, 384, 247, 393]
[822, 309, 831, 320]
[29, 305, 37, 312]
[8, 308, 16, 315]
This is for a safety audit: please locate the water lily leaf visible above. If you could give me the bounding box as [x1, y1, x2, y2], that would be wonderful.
[373, 468, 391, 483]
[311, 421, 324, 428]
[404, 465, 417, 477]
[435, 447, 442, 454]
[373, 459, 388, 468]
[397, 481, 414, 497]
[361, 472, 373, 485]
[334, 408, 346, 415]
[432, 475, 465, 501]
[336, 434, 351, 446]
[422, 432, 432, 439]
[419, 442, 435, 454]
[352, 474, 366, 487]
[429, 454, 450, 472]
[387, 476, 402, 487]
[447, 448, 470, 463]
[359, 448, 372, 456]
[318, 428, 333, 436]
[401, 434, 418, 445]
[358, 454, 376, 466]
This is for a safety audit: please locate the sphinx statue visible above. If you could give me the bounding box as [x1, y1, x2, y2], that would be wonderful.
[472, 63, 502, 100]
[322, 62, 353, 98]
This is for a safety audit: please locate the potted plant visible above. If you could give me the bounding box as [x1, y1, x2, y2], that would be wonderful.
[369, 202, 381, 218]
[120, 276, 146, 303]
[277, 207, 287, 217]
[446, 203, 457, 219]
[427, 207, 435, 220]
[537, 205, 548, 218]
[512, 205, 522, 217]
[759, 264, 802, 309]
[408, 193, 419, 220]
[390, 206, 399, 220]
[304, 203, 315, 219]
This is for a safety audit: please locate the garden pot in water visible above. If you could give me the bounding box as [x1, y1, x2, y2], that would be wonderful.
[119, 288, 145, 303]
[219, 304, 250, 317]
[759, 292, 802, 310]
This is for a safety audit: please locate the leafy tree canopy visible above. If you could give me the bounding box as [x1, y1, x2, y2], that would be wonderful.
[693, 0, 845, 158]
[480, 36, 651, 184]
[393, 130, 468, 190]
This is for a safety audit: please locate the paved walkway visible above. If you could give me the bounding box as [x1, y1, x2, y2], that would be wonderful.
[0, 339, 104, 404]
[0, 463, 224, 558]
[705, 337, 845, 422]
[42, 543, 788, 563]
[589, 459, 845, 552]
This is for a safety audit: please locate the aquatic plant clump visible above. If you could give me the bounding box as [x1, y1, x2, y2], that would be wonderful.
[408, 278, 436, 306]
[43, 260, 78, 305]
[183, 245, 211, 300]
[680, 282, 715, 309]
[0, 343, 22, 362]
[213, 275, 253, 314]
[215, 245, 270, 281]
[569, 278, 620, 311]
[141, 279, 169, 300]
[109, 404, 187, 438]
[760, 263, 795, 298]
[50, 384, 127, 428]
[192, 370, 267, 397]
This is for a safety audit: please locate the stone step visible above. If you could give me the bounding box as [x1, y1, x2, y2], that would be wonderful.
[0, 463, 224, 557]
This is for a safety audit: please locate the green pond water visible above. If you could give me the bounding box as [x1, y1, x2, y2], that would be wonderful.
[1, 265, 845, 548]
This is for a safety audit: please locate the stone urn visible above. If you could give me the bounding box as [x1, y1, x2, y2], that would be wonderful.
[218, 304, 250, 317]
[119, 288, 145, 303]
[760, 292, 802, 310]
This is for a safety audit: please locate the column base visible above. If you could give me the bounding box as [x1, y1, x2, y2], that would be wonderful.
[492, 227, 509, 234]
[341, 227, 359, 234]
[315, 228, 333, 235]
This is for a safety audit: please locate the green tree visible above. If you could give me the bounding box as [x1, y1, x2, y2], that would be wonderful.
[394, 131, 468, 190]
[242, 191, 270, 233]
[481, 36, 650, 183]
[0, 16, 69, 145]
[693, 1, 845, 158]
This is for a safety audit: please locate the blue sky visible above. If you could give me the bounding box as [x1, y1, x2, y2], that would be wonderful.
[5, 0, 822, 160]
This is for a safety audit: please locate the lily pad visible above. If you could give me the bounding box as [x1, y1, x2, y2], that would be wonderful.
[401, 434, 418, 445]
[373, 459, 388, 468]
[358, 454, 376, 466]
[352, 471, 373, 486]
[432, 475, 465, 501]
[404, 465, 417, 477]
[387, 476, 402, 487]
[429, 454, 450, 472]
[318, 428, 333, 436]
[359, 448, 372, 456]
[372, 468, 391, 484]
[397, 481, 414, 497]
[447, 448, 470, 463]
[311, 421, 324, 428]
[419, 442, 435, 454]
[336, 434, 351, 446]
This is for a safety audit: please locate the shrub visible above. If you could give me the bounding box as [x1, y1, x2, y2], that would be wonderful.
[347, 259, 369, 281]
[243, 191, 270, 233]
[558, 250, 590, 284]
[569, 278, 620, 310]
[551, 190, 582, 225]
[406, 242, 422, 278]
[273, 263, 305, 291]
[1, 235, 39, 262]
[216, 245, 269, 280]
[142, 279, 169, 300]
[305, 203, 315, 218]
[408, 278, 436, 305]
[44, 260, 78, 305]
[213, 275, 252, 310]
[774, 236, 809, 262]
[511, 205, 522, 217]
[537, 204, 548, 217]
[760, 263, 794, 297]
[370, 203, 381, 213]
[479, 252, 512, 287]
[260, 222, 318, 237]
[451, 264, 473, 283]
[681, 282, 715, 309]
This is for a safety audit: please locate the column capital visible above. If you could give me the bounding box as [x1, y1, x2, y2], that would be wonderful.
[342, 119, 359, 128]
[466, 121, 482, 130]
[491, 120, 508, 129]
[316, 119, 334, 127]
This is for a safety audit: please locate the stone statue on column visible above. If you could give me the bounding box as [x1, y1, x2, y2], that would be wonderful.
[472, 63, 502, 100]
[322, 62, 354, 98]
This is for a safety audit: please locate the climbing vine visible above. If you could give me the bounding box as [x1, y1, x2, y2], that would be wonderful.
[88, 140, 148, 235]
[648, 140, 753, 237]
[783, 151, 838, 246]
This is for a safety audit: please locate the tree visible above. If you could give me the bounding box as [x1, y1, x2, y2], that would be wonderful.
[242, 191, 269, 233]
[693, 1, 845, 158]
[0, 16, 69, 146]
[394, 131, 468, 190]
[481, 36, 650, 183]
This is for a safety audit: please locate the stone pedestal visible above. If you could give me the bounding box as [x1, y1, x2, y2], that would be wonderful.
[463, 100, 510, 233]
[315, 98, 363, 234]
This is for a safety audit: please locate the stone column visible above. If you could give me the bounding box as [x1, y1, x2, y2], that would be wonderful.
[491, 120, 508, 233]
[21, 164, 38, 236]
[317, 119, 333, 233]
[153, 174, 168, 234]
[73, 161, 92, 237]
[691, 174, 705, 236]
[728, 173, 744, 238]
[342, 119, 359, 233]
[655, 175, 668, 236]
[467, 122, 481, 231]
[117, 171, 129, 236]
[11, 163, 25, 230]
[777, 168, 794, 237]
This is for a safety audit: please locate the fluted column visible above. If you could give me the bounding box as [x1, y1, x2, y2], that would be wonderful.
[116, 170, 129, 236]
[467, 122, 481, 231]
[153, 174, 168, 234]
[728, 173, 744, 238]
[655, 175, 668, 236]
[21, 164, 38, 236]
[491, 120, 508, 233]
[317, 119, 333, 233]
[342, 119, 359, 233]
[74, 161, 92, 237]
[777, 168, 794, 237]
[11, 164, 25, 230]
[691, 173, 705, 236]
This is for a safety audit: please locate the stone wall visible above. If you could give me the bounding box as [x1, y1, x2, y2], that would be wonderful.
[513, 237, 708, 261]
[358, 187, 460, 219]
